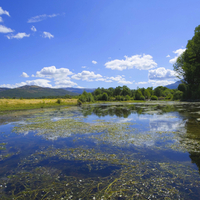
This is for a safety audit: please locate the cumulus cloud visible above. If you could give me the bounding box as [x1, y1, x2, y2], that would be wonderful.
[82, 66, 87, 69]
[42, 31, 54, 39]
[54, 80, 78, 88]
[25, 79, 52, 87]
[109, 75, 133, 84]
[71, 71, 102, 81]
[0, 25, 14, 33]
[0, 79, 52, 88]
[0, 7, 10, 17]
[166, 55, 170, 58]
[92, 60, 97, 64]
[95, 75, 133, 84]
[27, 14, 59, 23]
[105, 54, 157, 71]
[149, 79, 176, 87]
[0, 16, 3, 22]
[21, 72, 29, 78]
[31, 26, 37, 32]
[6, 32, 30, 39]
[34, 66, 73, 81]
[148, 67, 177, 80]
[136, 82, 148, 85]
[169, 48, 186, 64]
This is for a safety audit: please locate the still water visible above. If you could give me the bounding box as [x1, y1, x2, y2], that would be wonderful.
[0, 102, 200, 199]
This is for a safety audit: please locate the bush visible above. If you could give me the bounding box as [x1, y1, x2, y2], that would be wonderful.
[56, 99, 62, 104]
[101, 93, 108, 101]
[78, 95, 87, 102]
[77, 99, 82, 106]
[140, 95, 145, 100]
[173, 91, 183, 100]
[151, 95, 158, 100]
[165, 94, 173, 100]
[125, 95, 131, 101]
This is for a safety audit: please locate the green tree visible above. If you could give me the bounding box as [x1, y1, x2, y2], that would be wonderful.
[135, 90, 143, 100]
[144, 89, 151, 99]
[102, 93, 108, 101]
[94, 88, 102, 96]
[178, 83, 187, 93]
[121, 85, 131, 96]
[114, 86, 122, 96]
[174, 25, 200, 99]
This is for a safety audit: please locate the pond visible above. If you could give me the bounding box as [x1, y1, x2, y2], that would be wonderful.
[0, 102, 200, 199]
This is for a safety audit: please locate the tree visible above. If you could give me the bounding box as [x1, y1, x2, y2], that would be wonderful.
[174, 25, 200, 99]
[121, 85, 131, 96]
[135, 90, 143, 100]
[114, 86, 122, 96]
[102, 93, 108, 101]
[178, 83, 187, 93]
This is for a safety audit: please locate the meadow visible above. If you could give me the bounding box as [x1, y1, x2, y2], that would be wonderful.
[0, 98, 78, 112]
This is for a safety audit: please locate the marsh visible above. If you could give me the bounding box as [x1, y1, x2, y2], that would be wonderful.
[0, 102, 200, 199]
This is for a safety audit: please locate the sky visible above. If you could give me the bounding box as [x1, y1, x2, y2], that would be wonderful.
[0, 0, 200, 89]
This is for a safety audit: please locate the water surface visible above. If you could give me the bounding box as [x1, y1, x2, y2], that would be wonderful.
[0, 102, 200, 199]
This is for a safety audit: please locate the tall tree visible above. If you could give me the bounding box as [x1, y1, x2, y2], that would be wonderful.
[174, 25, 200, 99]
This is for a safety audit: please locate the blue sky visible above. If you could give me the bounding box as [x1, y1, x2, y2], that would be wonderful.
[0, 0, 199, 89]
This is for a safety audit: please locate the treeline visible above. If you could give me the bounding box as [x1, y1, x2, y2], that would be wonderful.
[78, 85, 184, 103]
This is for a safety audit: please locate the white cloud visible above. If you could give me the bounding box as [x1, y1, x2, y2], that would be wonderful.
[0, 79, 52, 88]
[92, 60, 97, 64]
[54, 80, 78, 88]
[105, 54, 157, 71]
[21, 72, 29, 78]
[0, 7, 10, 17]
[0, 16, 3, 22]
[110, 75, 133, 84]
[34, 66, 73, 81]
[0, 83, 26, 88]
[6, 32, 30, 39]
[31, 26, 37, 32]
[166, 55, 170, 58]
[27, 14, 59, 23]
[136, 81, 148, 85]
[25, 79, 52, 87]
[0, 25, 13, 33]
[82, 66, 87, 68]
[149, 79, 176, 87]
[148, 67, 177, 80]
[71, 71, 102, 81]
[42, 31, 54, 39]
[97, 75, 133, 85]
[169, 48, 186, 64]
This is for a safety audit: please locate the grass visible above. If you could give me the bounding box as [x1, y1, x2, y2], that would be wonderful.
[0, 98, 78, 112]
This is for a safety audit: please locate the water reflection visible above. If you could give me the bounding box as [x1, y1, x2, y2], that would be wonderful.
[0, 102, 200, 199]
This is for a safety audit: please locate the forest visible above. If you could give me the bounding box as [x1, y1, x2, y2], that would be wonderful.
[78, 85, 184, 103]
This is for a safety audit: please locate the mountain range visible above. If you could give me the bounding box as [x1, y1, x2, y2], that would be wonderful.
[0, 81, 181, 98]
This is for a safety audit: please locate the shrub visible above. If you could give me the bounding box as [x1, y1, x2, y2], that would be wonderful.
[102, 93, 108, 101]
[140, 95, 145, 100]
[173, 91, 183, 100]
[125, 95, 131, 101]
[151, 95, 158, 100]
[56, 99, 62, 104]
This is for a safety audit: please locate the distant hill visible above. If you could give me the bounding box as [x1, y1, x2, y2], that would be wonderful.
[0, 88, 10, 92]
[0, 85, 79, 98]
[165, 81, 182, 89]
[62, 87, 95, 94]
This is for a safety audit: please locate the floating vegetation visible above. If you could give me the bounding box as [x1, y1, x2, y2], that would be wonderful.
[1, 145, 200, 199]
[0, 102, 200, 199]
